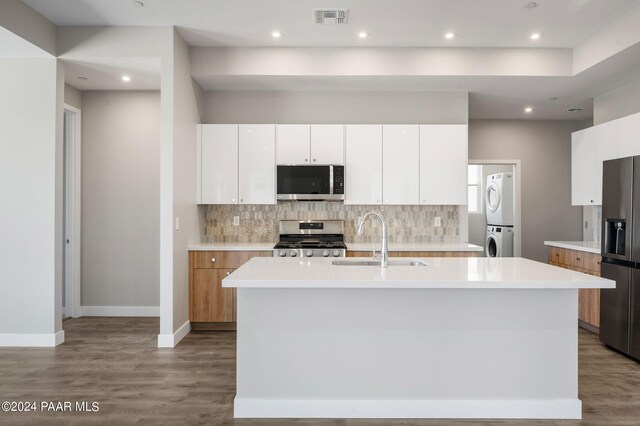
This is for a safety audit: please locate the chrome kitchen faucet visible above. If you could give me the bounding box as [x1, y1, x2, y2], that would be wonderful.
[357, 212, 389, 268]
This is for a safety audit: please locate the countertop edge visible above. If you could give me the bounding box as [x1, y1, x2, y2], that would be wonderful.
[189, 243, 484, 252]
[544, 241, 601, 255]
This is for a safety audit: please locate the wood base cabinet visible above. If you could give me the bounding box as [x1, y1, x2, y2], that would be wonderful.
[548, 246, 602, 332]
[189, 250, 270, 329]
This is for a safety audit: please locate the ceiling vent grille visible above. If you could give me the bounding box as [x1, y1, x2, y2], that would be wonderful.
[313, 9, 349, 24]
[565, 107, 585, 113]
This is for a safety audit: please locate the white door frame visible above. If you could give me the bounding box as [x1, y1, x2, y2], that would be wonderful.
[468, 159, 522, 257]
[64, 104, 82, 318]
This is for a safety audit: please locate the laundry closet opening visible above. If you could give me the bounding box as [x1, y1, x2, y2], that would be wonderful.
[467, 161, 521, 257]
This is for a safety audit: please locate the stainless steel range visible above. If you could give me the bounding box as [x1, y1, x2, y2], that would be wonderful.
[273, 220, 346, 258]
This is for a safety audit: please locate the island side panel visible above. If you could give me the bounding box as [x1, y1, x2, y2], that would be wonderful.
[235, 287, 580, 419]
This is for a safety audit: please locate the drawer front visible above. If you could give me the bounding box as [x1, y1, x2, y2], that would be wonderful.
[548, 247, 564, 264]
[192, 250, 270, 269]
[583, 252, 602, 275]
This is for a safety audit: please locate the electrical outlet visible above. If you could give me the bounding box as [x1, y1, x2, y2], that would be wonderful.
[175, 216, 180, 231]
[233, 216, 240, 226]
[434, 216, 441, 227]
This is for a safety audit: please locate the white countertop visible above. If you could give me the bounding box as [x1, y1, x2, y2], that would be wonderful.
[188, 242, 274, 251]
[189, 242, 483, 252]
[347, 242, 484, 252]
[223, 257, 614, 289]
[544, 241, 601, 254]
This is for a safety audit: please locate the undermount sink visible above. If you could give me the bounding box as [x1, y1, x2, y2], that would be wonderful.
[332, 259, 427, 267]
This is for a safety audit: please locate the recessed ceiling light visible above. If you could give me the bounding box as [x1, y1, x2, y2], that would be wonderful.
[358, 31, 368, 39]
[524, 2, 538, 9]
[444, 32, 455, 40]
[77, 76, 88, 81]
[122, 75, 131, 82]
[530, 32, 541, 40]
[132, 0, 144, 6]
[524, 106, 533, 113]
[272, 31, 282, 39]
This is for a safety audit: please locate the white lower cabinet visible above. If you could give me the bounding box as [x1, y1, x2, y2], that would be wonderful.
[345, 125, 383, 205]
[239, 125, 276, 204]
[419, 125, 468, 205]
[382, 125, 420, 205]
[199, 124, 238, 204]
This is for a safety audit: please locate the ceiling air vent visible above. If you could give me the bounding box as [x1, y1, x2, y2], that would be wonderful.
[565, 107, 585, 113]
[313, 9, 349, 24]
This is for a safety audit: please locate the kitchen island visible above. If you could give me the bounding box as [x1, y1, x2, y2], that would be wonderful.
[223, 257, 614, 420]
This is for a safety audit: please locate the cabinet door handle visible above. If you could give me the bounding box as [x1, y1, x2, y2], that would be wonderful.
[240, 198, 244, 202]
[211, 257, 216, 263]
[313, 158, 317, 162]
[555, 253, 559, 257]
[576, 257, 581, 261]
[304, 158, 308, 162]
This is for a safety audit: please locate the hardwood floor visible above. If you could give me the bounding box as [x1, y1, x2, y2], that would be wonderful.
[1, 318, 639, 425]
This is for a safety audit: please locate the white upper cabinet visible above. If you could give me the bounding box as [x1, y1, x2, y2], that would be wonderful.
[345, 125, 383, 205]
[571, 120, 619, 206]
[199, 124, 238, 205]
[382, 125, 420, 205]
[571, 127, 597, 206]
[310, 125, 344, 165]
[419, 125, 468, 205]
[618, 112, 640, 158]
[239, 125, 276, 205]
[276, 124, 310, 164]
[594, 120, 618, 204]
[277, 124, 345, 165]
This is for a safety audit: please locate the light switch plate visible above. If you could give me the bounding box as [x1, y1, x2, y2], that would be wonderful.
[233, 216, 240, 226]
[175, 216, 180, 231]
[434, 217, 441, 227]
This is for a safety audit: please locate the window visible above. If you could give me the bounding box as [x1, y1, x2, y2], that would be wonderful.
[468, 165, 482, 213]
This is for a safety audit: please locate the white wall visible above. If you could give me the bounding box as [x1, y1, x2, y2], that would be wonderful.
[81, 91, 161, 312]
[469, 120, 583, 263]
[158, 29, 201, 347]
[172, 30, 200, 332]
[0, 58, 64, 346]
[593, 77, 640, 124]
[64, 84, 82, 109]
[202, 91, 468, 124]
[468, 164, 515, 253]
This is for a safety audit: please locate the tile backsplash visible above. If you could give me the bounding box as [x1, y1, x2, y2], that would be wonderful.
[203, 203, 460, 244]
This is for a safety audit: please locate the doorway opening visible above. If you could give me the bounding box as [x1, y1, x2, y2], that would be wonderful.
[63, 105, 82, 319]
[467, 160, 522, 257]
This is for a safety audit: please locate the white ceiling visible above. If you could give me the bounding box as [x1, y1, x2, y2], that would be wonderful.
[21, 0, 639, 48]
[16, 0, 640, 119]
[63, 58, 161, 90]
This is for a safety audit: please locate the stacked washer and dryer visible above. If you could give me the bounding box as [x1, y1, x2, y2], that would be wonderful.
[485, 173, 514, 257]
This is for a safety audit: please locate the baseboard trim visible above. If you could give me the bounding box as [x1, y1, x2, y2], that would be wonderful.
[81, 306, 160, 317]
[233, 398, 582, 419]
[578, 320, 599, 335]
[157, 321, 191, 348]
[0, 330, 65, 347]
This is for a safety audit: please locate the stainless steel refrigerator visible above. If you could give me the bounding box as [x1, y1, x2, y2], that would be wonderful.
[600, 156, 640, 360]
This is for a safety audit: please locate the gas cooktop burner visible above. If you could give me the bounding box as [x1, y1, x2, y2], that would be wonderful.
[273, 220, 347, 258]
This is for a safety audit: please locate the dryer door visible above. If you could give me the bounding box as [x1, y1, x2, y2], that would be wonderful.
[487, 235, 498, 257]
[486, 181, 501, 213]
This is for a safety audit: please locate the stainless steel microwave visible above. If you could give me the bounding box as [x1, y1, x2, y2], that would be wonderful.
[277, 165, 345, 201]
